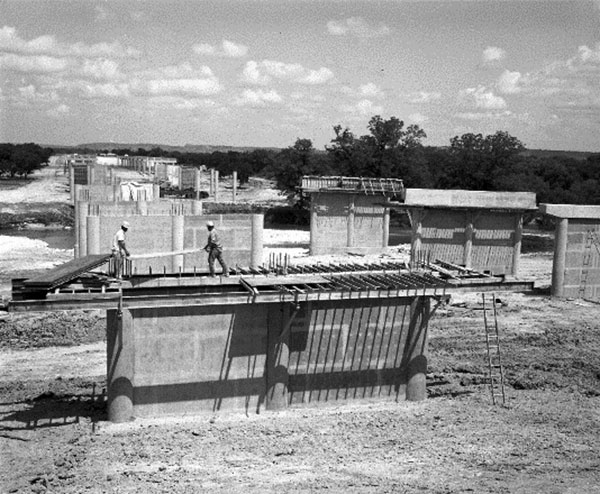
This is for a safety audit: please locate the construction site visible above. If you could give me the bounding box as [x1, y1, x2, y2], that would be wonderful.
[1, 162, 600, 493]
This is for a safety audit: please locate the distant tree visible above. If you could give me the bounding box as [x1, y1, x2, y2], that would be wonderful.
[0, 143, 50, 178]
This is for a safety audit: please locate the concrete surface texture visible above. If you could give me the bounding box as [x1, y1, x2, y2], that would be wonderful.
[309, 192, 390, 255]
[404, 188, 537, 210]
[76, 204, 263, 273]
[106, 296, 431, 422]
[540, 204, 600, 301]
[407, 208, 524, 276]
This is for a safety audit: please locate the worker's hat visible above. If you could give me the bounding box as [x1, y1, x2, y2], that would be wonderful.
[122, 221, 130, 229]
[206, 221, 214, 227]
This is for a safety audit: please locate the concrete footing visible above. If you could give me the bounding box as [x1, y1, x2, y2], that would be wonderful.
[106, 296, 433, 422]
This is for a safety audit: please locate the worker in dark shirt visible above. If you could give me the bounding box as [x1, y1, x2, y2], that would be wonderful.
[204, 221, 229, 277]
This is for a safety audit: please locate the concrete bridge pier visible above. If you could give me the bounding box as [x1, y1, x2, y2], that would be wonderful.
[107, 308, 135, 423]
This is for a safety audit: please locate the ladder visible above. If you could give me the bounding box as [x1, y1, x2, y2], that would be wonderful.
[579, 230, 600, 299]
[482, 293, 506, 405]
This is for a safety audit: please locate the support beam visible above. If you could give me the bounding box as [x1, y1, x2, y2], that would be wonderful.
[405, 296, 430, 401]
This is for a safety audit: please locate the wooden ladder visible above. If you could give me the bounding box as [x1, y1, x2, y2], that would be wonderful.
[482, 293, 506, 406]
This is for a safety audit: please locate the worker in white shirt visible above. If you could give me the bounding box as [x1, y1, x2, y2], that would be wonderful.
[111, 221, 130, 279]
[204, 220, 229, 277]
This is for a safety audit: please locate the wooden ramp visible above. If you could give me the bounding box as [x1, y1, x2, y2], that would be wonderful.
[23, 254, 112, 291]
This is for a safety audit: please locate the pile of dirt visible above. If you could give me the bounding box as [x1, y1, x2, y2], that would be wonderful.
[0, 311, 105, 349]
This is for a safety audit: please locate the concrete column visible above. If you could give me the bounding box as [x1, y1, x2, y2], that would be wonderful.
[86, 213, 100, 255]
[310, 196, 318, 256]
[69, 163, 75, 203]
[266, 305, 289, 410]
[195, 169, 201, 200]
[251, 213, 264, 268]
[209, 169, 214, 196]
[232, 171, 237, 203]
[192, 200, 203, 215]
[512, 214, 523, 276]
[214, 170, 220, 202]
[153, 184, 160, 201]
[347, 196, 355, 248]
[405, 296, 430, 401]
[178, 166, 183, 190]
[136, 200, 148, 216]
[464, 211, 474, 269]
[113, 183, 120, 202]
[77, 201, 88, 258]
[382, 207, 390, 248]
[410, 209, 424, 264]
[107, 309, 134, 423]
[552, 218, 569, 297]
[88, 164, 94, 186]
[172, 213, 185, 273]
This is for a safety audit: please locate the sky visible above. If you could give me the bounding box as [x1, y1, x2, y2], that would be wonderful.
[0, 0, 599, 152]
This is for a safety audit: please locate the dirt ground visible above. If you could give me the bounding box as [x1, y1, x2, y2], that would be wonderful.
[1, 164, 600, 493]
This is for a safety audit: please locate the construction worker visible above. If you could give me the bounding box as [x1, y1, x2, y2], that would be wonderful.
[111, 221, 130, 279]
[204, 220, 229, 277]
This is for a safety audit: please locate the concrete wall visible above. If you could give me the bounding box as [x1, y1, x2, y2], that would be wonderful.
[76, 201, 262, 272]
[403, 189, 535, 276]
[309, 192, 389, 255]
[107, 296, 431, 421]
[409, 209, 522, 275]
[540, 204, 600, 301]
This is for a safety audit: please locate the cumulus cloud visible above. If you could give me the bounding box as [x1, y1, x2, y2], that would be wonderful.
[81, 59, 121, 80]
[142, 78, 222, 96]
[497, 70, 522, 94]
[235, 88, 283, 106]
[482, 46, 506, 64]
[0, 26, 139, 58]
[461, 86, 507, 110]
[193, 39, 248, 58]
[406, 90, 441, 104]
[241, 60, 334, 85]
[0, 53, 69, 73]
[456, 110, 512, 120]
[359, 83, 383, 97]
[47, 104, 70, 118]
[341, 98, 383, 116]
[326, 17, 390, 38]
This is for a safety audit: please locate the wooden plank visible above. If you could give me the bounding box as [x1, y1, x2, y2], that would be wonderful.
[23, 254, 112, 290]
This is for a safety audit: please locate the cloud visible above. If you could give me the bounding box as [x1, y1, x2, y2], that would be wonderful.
[341, 98, 383, 116]
[461, 86, 507, 110]
[0, 26, 139, 58]
[497, 70, 523, 94]
[193, 39, 248, 58]
[326, 17, 390, 38]
[456, 110, 512, 120]
[142, 78, 222, 96]
[235, 88, 283, 106]
[241, 60, 334, 85]
[482, 46, 506, 64]
[81, 59, 121, 80]
[408, 113, 428, 124]
[359, 83, 383, 97]
[47, 104, 70, 118]
[0, 53, 69, 73]
[406, 90, 441, 104]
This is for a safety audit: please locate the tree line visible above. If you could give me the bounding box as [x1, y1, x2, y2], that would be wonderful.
[16, 115, 600, 207]
[0, 143, 53, 178]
